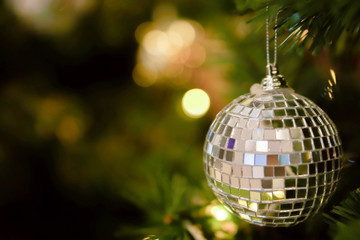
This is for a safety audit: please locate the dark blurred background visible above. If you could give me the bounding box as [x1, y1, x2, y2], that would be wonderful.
[1, 0, 360, 240]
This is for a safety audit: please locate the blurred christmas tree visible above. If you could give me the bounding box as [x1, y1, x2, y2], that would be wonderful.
[0, 0, 360, 239]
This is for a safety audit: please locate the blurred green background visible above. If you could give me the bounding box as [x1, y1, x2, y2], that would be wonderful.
[1, 0, 360, 239]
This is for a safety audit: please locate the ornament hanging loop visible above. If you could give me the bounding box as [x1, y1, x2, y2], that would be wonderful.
[265, 5, 279, 69]
[262, 6, 287, 91]
[266, 63, 278, 76]
[262, 63, 287, 90]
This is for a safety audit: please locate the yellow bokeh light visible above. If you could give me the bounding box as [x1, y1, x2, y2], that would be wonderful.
[328, 91, 333, 100]
[186, 43, 206, 68]
[328, 79, 333, 87]
[182, 88, 210, 118]
[143, 235, 160, 240]
[7, 0, 94, 34]
[330, 68, 337, 84]
[132, 63, 158, 87]
[169, 20, 196, 46]
[210, 206, 229, 221]
[222, 221, 238, 234]
[143, 30, 170, 56]
[134, 4, 210, 86]
[135, 22, 154, 43]
[167, 30, 184, 47]
[300, 29, 309, 42]
[215, 209, 228, 221]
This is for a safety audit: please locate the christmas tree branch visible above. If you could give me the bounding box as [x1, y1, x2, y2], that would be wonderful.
[234, 0, 360, 56]
[183, 220, 207, 240]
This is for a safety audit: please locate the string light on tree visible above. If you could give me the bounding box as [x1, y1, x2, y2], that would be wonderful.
[182, 88, 210, 118]
[210, 205, 230, 221]
[203, 6, 343, 227]
[133, 4, 208, 87]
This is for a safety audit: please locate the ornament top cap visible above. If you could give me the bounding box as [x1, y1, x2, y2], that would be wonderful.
[261, 64, 288, 91]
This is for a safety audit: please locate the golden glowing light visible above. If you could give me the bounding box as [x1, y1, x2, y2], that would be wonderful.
[182, 88, 210, 118]
[133, 63, 158, 87]
[186, 44, 206, 68]
[143, 235, 160, 240]
[300, 29, 309, 41]
[328, 80, 333, 87]
[215, 209, 228, 221]
[330, 69, 337, 84]
[8, 0, 51, 15]
[221, 222, 238, 234]
[7, 0, 94, 34]
[210, 206, 229, 221]
[328, 92, 333, 100]
[135, 22, 154, 43]
[169, 20, 196, 46]
[143, 30, 170, 56]
[133, 3, 211, 87]
[141, 20, 197, 58]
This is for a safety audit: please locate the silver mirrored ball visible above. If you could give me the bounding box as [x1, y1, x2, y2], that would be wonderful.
[203, 83, 343, 227]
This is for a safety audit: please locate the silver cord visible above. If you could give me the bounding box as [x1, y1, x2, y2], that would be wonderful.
[266, 5, 270, 66]
[274, 11, 279, 67]
[265, 5, 279, 68]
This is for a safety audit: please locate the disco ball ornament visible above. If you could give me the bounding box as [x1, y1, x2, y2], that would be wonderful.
[203, 65, 343, 227]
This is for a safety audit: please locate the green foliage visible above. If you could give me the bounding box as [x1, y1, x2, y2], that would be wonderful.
[234, 0, 265, 13]
[2, 0, 360, 239]
[325, 189, 360, 240]
[333, 219, 360, 240]
[115, 152, 212, 240]
[325, 189, 360, 223]
[234, 0, 360, 56]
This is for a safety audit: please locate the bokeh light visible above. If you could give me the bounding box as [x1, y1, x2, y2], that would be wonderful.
[325, 68, 337, 100]
[143, 235, 160, 240]
[210, 205, 229, 221]
[1, 0, 359, 239]
[182, 88, 210, 118]
[143, 30, 171, 56]
[168, 20, 196, 46]
[330, 68, 337, 84]
[132, 63, 158, 87]
[6, 0, 95, 34]
[133, 3, 209, 87]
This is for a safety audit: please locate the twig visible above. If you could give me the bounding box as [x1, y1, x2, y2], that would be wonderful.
[184, 220, 207, 240]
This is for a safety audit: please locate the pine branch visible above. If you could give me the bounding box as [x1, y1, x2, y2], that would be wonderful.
[324, 189, 360, 240]
[325, 189, 360, 223]
[183, 220, 207, 240]
[234, 0, 360, 56]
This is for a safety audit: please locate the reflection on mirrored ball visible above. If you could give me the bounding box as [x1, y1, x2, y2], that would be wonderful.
[203, 87, 343, 227]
